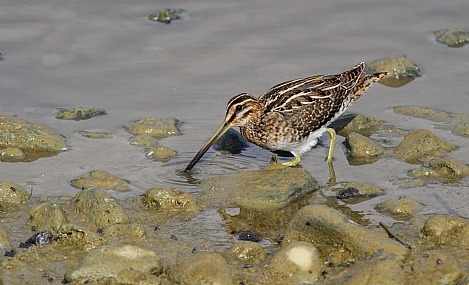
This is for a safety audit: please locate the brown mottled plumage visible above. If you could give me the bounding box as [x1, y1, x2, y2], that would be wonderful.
[185, 62, 386, 171]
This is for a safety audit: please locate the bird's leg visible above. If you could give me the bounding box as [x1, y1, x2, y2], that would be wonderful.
[281, 151, 301, 167]
[326, 128, 336, 163]
[326, 127, 337, 185]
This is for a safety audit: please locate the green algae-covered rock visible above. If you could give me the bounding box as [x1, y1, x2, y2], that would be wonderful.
[72, 188, 131, 228]
[28, 202, 69, 233]
[148, 8, 186, 24]
[376, 198, 424, 221]
[143, 188, 201, 212]
[55, 107, 106, 121]
[0, 147, 25, 160]
[0, 114, 68, 152]
[394, 129, 455, 163]
[64, 245, 163, 283]
[0, 181, 30, 206]
[365, 54, 420, 87]
[103, 223, 147, 241]
[70, 170, 130, 191]
[283, 205, 409, 263]
[345, 132, 386, 158]
[421, 216, 469, 247]
[337, 181, 385, 200]
[199, 163, 319, 210]
[144, 146, 177, 162]
[124, 117, 180, 139]
[78, 131, 112, 139]
[169, 252, 234, 285]
[0, 222, 11, 252]
[424, 158, 469, 179]
[434, 28, 469, 47]
[337, 114, 382, 137]
[56, 223, 105, 250]
[129, 134, 159, 147]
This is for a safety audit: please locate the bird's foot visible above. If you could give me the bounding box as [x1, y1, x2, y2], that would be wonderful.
[281, 151, 301, 167]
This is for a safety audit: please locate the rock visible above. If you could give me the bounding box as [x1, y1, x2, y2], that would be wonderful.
[336, 114, 382, 137]
[72, 187, 131, 228]
[70, 170, 130, 191]
[148, 8, 186, 24]
[226, 241, 266, 265]
[55, 107, 106, 120]
[269, 241, 321, 283]
[237, 230, 261, 242]
[213, 128, 249, 154]
[394, 129, 455, 163]
[19, 230, 54, 248]
[345, 132, 386, 158]
[365, 54, 421, 87]
[394, 106, 469, 137]
[124, 117, 180, 139]
[0, 147, 25, 160]
[55, 224, 104, 250]
[0, 222, 11, 252]
[283, 205, 409, 263]
[0, 114, 68, 160]
[129, 135, 159, 147]
[334, 253, 407, 285]
[64, 245, 163, 283]
[28, 202, 69, 233]
[78, 131, 112, 138]
[116, 269, 161, 285]
[408, 167, 440, 179]
[376, 198, 424, 220]
[0, 182, 30, 206]
[424, 158, 469, 179]
[337, 181, 385, 200]
[169, 252, 234, 285]
[434, 28, 469, 47]
[144, 146, 177, 162]
[421, 216, 469, 247]
[410, 250, 467, 284]
[199, 163, 319, 210]
[143, 188, 200, 212]
[391, 177, 426, 188]
[103, 224, 147, 241]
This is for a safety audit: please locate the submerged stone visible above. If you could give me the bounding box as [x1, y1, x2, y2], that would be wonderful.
[144, 146, 177, 162]
[64, 245, 163, 283]
[143, 188, 200, 212]
[365, 54, 421, 87]
[269, 241, 322, 283]
[103, 224, 147, 241]
[337, 181, 385, 200]
[0, 181, 30, 206]
[394, 129, 455, 163]
[55, 107, 106, 121]
[283, 205, 409, 263]
[72, 187, 131, 228]
[376, 198, 424, 221]
[124, 117, 180, 139]
[0, 114, 68, 160]
[78, 130, 112, 139]
[0, 147, 25, 160]
[199, 163, 319, 210]
[213, 128, 249, 154]
[411, 250, 466, 285]
[148, 8, 186, 24]
[345, 132, 386, 158]
[169, 252, 234, 285]
[226, 241, 266, 265]
[395, 106, 469, 137]
[70, 170, 130, 191]
[434, 28, 469, 47]
[129, 134, 159, 147]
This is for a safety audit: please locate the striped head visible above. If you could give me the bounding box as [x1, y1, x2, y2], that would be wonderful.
[225, 93, 262, 126]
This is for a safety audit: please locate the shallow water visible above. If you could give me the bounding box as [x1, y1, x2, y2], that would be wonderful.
[1, 1, 469, 230]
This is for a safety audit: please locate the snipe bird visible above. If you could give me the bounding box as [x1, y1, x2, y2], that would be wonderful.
[184, 62, 386, 172]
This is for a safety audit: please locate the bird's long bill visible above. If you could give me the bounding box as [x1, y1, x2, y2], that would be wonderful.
[184, 121, 233, 172]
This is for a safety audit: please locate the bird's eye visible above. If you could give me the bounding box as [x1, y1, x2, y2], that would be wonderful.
[236, 105, 243, 111]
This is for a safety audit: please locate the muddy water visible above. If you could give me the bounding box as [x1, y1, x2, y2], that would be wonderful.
[1, 0, 469, 282]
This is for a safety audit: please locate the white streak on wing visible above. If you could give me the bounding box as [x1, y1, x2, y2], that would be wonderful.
[321, 83, 341, 91]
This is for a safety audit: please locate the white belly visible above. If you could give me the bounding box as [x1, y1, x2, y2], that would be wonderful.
[275, 126, 328, 155]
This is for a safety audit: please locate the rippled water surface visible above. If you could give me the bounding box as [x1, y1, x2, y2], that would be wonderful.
[2, 1, 469, 221]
